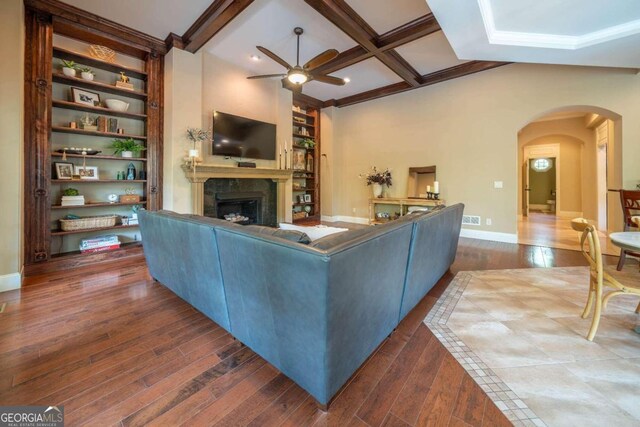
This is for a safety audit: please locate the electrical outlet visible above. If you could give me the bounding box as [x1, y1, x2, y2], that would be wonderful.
[486, 218, 492, 226]
[352, 207, 356, 213]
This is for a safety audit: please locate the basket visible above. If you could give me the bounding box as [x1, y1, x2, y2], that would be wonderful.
[89, 45, 116, 63]
[60, 215, 118, 231]
[292, 211, 307, 220]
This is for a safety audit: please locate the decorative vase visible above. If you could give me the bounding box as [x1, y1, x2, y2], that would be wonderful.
[372, 183, 383, 198]
[62, 67, 76, 77]
[189, 149, 199, 158]
[121, 151, 133, 158]
[81, 72, 94, 81]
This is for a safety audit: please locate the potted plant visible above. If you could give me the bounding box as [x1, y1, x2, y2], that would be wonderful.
[111, 138, 145, 158]
[79, 67, 95, 81]
[61, 60, 77, 77]
[186, 127, 211, 159]
[359, 166, 392, 198]
[300, 138, 315, 149]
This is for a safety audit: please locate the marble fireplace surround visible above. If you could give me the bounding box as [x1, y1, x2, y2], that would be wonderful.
[181, 164, 293, 223]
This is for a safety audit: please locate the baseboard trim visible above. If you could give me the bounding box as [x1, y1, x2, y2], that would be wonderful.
[460, 229, 518, 244]
[0, 272, 21, 292]
[321, 215, 369, 225]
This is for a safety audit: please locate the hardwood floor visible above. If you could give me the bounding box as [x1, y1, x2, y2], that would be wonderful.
[1, 238, 618, 426]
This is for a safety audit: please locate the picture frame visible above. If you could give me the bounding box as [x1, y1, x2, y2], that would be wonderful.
[304, 194, 312, 203]
[298, 195, 305, 203]
[54, 162, 74, 180]
[71, 87, 100, 106]
[75, 165, 99, 180]
[292, 148, 306, 171]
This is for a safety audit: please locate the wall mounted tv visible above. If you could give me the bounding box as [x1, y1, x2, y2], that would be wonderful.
[212, 111, 276, 160]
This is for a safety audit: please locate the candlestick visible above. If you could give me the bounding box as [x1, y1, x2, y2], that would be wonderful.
[426, 185, 431, 193]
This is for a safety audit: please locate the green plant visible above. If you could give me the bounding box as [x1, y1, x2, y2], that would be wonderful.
[61, 60, 76, 69]
[79, 67, 94, 75]
[359, 166, 392, 186]
[111, 138, 145, 155]
[63, 188, 80, 196]
[300, 138, 315, 149]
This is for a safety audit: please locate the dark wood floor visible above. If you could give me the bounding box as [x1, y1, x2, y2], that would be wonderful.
[1, 239, 618, 426]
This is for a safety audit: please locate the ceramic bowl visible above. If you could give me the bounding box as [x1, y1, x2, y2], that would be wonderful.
[104, 99, 130, 112]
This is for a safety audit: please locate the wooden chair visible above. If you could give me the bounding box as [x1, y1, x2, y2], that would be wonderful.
[571, 218, 640, 341]
[617, 190, 640, 270]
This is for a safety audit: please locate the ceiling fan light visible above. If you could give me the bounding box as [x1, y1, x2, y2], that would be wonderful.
[288, 71, 307, 84]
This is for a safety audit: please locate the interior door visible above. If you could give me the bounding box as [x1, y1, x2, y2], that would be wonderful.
[523, 158, 530, 217]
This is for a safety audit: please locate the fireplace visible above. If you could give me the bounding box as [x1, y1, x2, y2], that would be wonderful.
[204, 178, 277, 226]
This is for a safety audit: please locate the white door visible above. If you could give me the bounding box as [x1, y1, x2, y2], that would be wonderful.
[596, 122, 608, 230]
[523, 158, 530, 217]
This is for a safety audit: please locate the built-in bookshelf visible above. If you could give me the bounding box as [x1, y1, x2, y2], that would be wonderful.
[23, 4, 164, 276]
[291, 105, 320, 223]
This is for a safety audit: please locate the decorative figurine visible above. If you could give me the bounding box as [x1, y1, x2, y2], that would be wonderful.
[126, 162, 136, 180]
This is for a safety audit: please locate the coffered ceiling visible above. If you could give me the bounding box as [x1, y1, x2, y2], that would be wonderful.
[58, 0, 640, 108]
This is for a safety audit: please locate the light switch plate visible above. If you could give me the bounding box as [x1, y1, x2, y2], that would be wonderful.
[494, 181, 503, 189]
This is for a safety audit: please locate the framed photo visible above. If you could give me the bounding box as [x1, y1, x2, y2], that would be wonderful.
[292, 148, 306, 171]
[54, 162, 74, 180]
[298, 195, 305, 203]
[304, 194, 312, 203]
[75, 165, 99, 180]
[71, 87, 100, 106]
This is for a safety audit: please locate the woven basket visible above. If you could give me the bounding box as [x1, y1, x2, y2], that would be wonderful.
[89, 45, 116, 63]
[292, 211, 307, 220]
[60, 215, 118, 231]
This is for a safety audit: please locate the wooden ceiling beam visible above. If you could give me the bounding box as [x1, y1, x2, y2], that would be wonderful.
[323, 61, 510, 108]
[304, 0, 422, 86]
[182, 0, 254, 53]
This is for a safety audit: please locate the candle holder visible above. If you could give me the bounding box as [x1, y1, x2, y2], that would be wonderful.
[433, 192, 440, 200]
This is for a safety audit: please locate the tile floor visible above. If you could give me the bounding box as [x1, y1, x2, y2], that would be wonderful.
[425, 265, 640, 427]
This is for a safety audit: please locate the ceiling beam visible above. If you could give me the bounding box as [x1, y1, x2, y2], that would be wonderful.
[304, 0, 422, 86]
[181, 0, 254, 53]
[322, 61, 510, 108]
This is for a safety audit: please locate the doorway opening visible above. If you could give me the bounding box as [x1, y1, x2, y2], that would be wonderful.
[517, 107, 623, 254]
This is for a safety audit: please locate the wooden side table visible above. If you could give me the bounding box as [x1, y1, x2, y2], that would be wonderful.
[368, 197, 445, 225]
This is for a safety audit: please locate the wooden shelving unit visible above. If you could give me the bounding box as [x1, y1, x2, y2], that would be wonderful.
[291, 103, 320, 223]
[24, 5, 164, 276]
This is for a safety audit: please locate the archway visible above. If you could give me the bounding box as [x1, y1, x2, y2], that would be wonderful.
[516, 106, 623, 254]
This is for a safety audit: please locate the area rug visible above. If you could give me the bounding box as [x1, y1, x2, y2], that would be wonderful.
[425, 267, 640, 427]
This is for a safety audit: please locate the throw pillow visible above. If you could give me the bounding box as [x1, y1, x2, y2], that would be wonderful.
[278, 223, 349, 241]
[245, 225, 312, 244]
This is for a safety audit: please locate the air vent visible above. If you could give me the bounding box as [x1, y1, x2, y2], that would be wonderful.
[462, 215, 481, 226]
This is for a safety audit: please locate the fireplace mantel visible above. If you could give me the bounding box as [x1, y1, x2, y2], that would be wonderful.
[181, 164, 293, 222]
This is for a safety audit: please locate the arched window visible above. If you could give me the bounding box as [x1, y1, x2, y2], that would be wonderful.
[532, 158, 552, 172]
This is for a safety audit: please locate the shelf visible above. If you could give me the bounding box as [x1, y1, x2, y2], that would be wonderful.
[53, 47, 147, 80]
[51, 201, 147, 209]
[52, 73, 147, 100]
[292, 110, 315, 119]
[292, 144, 315, 150]
[52, 152, 147, 162]
[52, 179, 146, 183]
[292, 188, 316, 191]
[292, 203, 316, 206]
[293, 133, 314, 139]
[51, 241, 142, 259]
[52, 126, 146, 140]
[52, 100, 147, 120]
[293, 121, 315, 128]
[51, 224, 139, 236]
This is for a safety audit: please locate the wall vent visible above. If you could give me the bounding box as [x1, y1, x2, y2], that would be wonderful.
[462, 215, 481, 226]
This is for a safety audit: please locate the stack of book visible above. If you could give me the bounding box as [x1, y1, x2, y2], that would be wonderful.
[79, 235, 121, 253]
[61, 195, 85, 206]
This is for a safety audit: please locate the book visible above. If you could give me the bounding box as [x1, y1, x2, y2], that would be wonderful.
[108, 118, 118, 133]
[80, 243, 121, 253]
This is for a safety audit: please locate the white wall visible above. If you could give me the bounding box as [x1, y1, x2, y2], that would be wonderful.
[0, 0, 24, 290]
[163, 50, 292, 215]
[327, 63, 640, 237]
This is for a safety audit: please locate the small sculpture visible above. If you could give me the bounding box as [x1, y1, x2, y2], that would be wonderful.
[126, 162, 136, 180]
[119, 72, 130, 83]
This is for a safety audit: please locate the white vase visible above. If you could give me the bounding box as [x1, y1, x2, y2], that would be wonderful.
[188, 149, 199, 158]
[372, 183, 383, 198]
[121, 151, 133, 158]
[81, 72, 94, 81]
[62, 67, 76, 77]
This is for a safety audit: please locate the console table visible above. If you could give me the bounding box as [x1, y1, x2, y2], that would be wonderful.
[369, 198, 445, 225]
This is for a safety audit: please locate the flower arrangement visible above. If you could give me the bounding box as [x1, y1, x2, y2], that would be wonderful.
[359, 166, 392, 186]
[186, 128, 211, 149]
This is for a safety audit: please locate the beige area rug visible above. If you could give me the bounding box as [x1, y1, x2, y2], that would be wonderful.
[425, 266, 640, 427]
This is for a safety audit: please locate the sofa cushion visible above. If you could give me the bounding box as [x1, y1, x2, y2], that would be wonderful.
[245, 225, 312, 244]
[279, 223, 349, 241]
[309, 227, 374, 250]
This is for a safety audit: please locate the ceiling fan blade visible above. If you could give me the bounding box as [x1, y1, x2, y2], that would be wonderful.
[257, 46, 292, 70]
[281, 78, 302, 94]
[311, 74, 345, 86]
[304, 49, 339, 71]
[247, 74, 287, 80]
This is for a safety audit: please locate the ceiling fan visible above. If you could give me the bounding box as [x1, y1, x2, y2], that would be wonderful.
[247, 27, 345, 92]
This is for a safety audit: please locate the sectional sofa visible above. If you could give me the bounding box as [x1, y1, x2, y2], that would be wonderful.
[138, 203, 464, 408]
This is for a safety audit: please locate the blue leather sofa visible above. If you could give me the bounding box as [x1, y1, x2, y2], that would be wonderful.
[139, 203, 464, 407]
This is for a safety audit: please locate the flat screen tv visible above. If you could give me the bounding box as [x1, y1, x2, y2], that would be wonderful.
[212, 111, 276, 160]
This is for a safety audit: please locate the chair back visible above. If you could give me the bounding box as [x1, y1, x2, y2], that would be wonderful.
[571, 218, 603, 283]
[620, 190, 640, 230]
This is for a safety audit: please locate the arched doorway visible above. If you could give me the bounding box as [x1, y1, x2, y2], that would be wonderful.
[516, 106, 623, 254]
